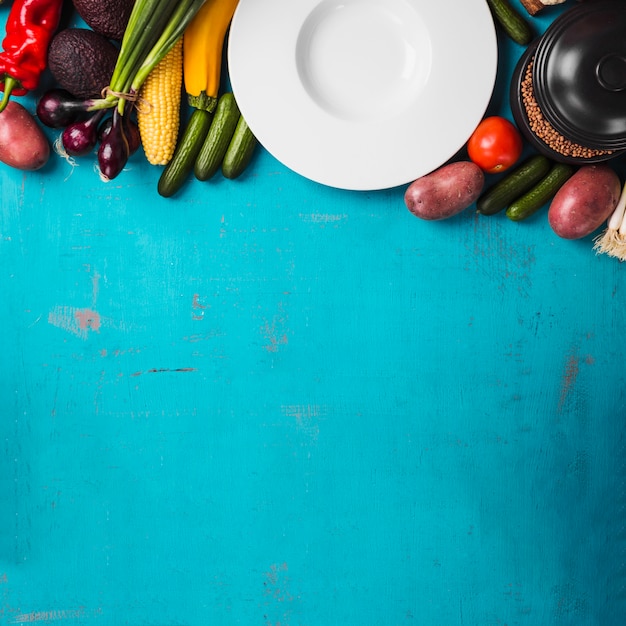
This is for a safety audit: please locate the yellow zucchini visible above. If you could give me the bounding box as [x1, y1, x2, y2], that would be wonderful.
[183, 0, 240, 112]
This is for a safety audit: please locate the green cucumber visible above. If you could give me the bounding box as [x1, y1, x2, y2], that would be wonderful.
[194, 92, 240, 181]
[222, 115, 258, 180]
[157, 108, 213, 198]
[486, 0, 533, 46]
[506, 163, 575, 222]
[477, 155, 552, 216]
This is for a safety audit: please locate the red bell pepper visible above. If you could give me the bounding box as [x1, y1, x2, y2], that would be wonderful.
[0, 0, 64, 112]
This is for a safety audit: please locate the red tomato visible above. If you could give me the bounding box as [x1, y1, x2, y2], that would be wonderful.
[467, 116, 523, 174]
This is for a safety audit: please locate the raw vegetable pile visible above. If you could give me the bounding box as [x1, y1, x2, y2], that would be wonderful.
[0, 0, 257, 195]
[403, 0, 626, 262]
[0, 0, 624, 261]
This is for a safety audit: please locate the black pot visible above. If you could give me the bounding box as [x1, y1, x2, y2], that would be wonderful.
[510, 0, 626, 163]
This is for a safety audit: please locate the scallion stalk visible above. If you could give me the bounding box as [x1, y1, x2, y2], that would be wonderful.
[120, 0, 207, 113]
[594, 181, 626, 259]
[95, 0, 207, 113]
[106, 0, 161, 93]
[110, 0, 179, 97]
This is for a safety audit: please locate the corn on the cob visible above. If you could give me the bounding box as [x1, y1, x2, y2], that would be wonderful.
[137, 37, 183, 166]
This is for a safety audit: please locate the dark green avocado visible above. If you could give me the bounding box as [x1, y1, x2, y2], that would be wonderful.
[72, 0, 136, 41]
[47, 28, 120, 100]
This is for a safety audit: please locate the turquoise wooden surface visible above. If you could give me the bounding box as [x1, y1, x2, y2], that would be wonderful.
[2, 2, 625, 624]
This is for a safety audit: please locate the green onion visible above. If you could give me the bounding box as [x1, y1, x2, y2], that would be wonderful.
[110, 1, 177, 96]
[594, 181, 626, 259]
[120, 0, 207, 113]
[94, 0, 207, 112]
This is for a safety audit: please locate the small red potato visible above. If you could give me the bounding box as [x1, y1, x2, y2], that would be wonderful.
[404, 161, 485, 220]
[548, 164, 621, 239]
[0, 101, 50, 170]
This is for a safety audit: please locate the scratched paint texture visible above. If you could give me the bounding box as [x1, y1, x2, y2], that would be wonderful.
[2, 3, 626, 625]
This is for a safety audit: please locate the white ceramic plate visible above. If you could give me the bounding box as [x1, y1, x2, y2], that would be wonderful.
[228, 0, 498, 191]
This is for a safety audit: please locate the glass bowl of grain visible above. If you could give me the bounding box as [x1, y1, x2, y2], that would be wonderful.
[510, 0, 626, 164]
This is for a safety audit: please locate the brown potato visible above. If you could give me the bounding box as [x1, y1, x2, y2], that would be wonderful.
[404, 161, 484, 220]
[548, 164, 621, 240]
[0, 101, 50, 170]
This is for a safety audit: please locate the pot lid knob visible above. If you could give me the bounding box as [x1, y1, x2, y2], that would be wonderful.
[596, 53, 626, 92]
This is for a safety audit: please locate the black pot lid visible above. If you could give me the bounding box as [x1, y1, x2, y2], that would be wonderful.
[533, 0, 626, 151]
